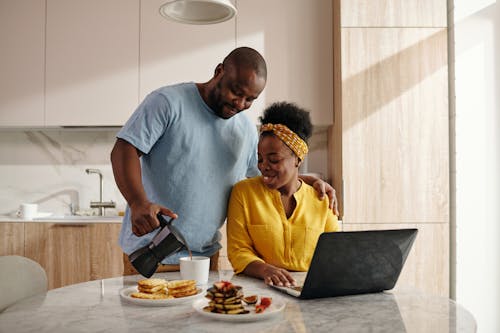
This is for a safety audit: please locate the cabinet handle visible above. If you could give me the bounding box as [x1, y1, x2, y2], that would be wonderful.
[53, 223, 89, 227]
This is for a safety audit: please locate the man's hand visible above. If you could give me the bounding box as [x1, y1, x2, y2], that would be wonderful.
[299, 175, 339, 216]
[129, 201, 178, 236]
[312, 179, 339, 216]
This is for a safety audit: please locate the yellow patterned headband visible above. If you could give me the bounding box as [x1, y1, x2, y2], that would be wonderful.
[260, 123, 309, 160]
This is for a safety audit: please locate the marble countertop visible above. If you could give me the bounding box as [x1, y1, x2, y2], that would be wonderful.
[0, 272, 476, 333]
[0, 215, 122, 223]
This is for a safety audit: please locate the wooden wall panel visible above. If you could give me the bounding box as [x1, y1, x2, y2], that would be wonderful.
[0, 223, 25, 256]
[341, 0, 447, 27]
[340, 28, 449, 224]
[343, 223, 449, 296]
[330, 0, 450, 297]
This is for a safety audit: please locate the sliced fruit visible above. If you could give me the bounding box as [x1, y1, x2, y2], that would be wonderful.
[255, 304, 266, 313]
[260, 297, 272, 308]
[213, 280, 233, 292]
[243, 295, 258, 304]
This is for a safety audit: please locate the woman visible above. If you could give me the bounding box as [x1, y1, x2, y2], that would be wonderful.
[227, 101, 339, 287]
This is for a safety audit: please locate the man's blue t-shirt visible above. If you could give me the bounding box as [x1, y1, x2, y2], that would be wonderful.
[117, 82, 259, 263]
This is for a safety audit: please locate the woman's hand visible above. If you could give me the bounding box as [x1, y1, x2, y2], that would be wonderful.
[261, 265, 296, 287]
[243, 261, 297, 286]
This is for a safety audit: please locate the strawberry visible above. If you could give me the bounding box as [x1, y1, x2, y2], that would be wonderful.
[260, 297, 272, 308]
[255, 304, 266, 313]
[213, 280, 234, 292]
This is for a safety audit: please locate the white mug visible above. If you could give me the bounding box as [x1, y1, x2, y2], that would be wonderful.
[17, 203, 38, 220]
[180, 256, 210, 285]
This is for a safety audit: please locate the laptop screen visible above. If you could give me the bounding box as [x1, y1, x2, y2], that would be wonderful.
[299, 229, 418, 299]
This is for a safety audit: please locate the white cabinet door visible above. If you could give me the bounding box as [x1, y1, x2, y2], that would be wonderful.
[45, 0, 139, 126]
[0, 0, 45, 126]
[139, 0, 235, 101]
[237, 0, 334, 125]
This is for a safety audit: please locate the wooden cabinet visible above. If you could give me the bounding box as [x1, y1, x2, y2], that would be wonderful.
[0, 0, 45, 126]
[89, 223, 123, 281]
[335, 27, 449, 223]
[340, 0, 447, 27]
[44, 0, 139, 126]
[329, 0, 450, 296]
[237, 0, 334, 125]
[25, 223, 91, 290]
[0, 222, 123, 290]
[0, 223, 25, 256]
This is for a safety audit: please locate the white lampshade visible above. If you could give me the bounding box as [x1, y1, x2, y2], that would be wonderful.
[159, 0, 237, 25]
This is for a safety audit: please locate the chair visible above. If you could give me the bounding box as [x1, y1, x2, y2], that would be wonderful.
[0, 255, 48, 312]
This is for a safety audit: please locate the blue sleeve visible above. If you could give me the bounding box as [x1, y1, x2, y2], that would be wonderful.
[117, 91, 171, 154]
[246, 127, 260, 178]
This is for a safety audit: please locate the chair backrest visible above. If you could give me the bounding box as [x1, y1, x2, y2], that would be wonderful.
[0, 255, 48, 312]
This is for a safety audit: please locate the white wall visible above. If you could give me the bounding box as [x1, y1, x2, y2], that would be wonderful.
[451, 1, 500, 332]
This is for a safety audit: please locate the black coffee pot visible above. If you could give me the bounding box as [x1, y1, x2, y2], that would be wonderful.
[128, 213, 186, 278]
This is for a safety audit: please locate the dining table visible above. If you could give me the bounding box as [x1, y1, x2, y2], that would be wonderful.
[0, 271, 476, 332]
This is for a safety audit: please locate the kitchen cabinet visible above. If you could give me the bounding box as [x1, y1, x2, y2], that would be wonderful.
[0, 223, 25, 256]
[140, 0, 334, 125]
[335, 27, 449, 224]
[340, 0, 447, 27]
[1, 0, 334, 127]
[0, 0, 45, 126]
[329, 0, 449, 295]
[45, 0, 139, 126]
[89, 223, 123, 281]
[0, 222, 123, 290]
[237, 0, 334, 125]
[25, 223, 92, 290]
[139, 0, 235, 100]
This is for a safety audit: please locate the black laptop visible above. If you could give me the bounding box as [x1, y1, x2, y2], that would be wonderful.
[271, 229, 418, 299]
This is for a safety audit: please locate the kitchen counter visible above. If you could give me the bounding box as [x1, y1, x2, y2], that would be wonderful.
[0, 272, 476, 333]
[0, 215, 122, 223]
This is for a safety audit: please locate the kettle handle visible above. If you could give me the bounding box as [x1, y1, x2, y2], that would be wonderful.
[157, 213, 173, 228]
[156, 213, 188, 248]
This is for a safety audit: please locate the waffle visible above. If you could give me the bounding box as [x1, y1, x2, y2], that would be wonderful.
[131, 278, 170, 299]
[167, 279, 198, 298]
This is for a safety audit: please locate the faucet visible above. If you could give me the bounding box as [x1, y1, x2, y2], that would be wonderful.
[85, 168, 116, 216]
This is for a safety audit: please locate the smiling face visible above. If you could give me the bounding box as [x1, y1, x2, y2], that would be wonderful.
[258, 134, 300, 193]
[208, 63, 266, 119]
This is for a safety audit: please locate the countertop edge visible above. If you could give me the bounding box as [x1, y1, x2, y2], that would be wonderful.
[0, 217, 123, 224]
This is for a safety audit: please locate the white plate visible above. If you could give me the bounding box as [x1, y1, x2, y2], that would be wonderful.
[36, 212, 53, 218]
[120, 286, 204, 306]
[193, 297, 286, 322]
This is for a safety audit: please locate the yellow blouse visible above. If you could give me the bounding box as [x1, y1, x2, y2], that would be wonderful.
[227, 176, 339, 274]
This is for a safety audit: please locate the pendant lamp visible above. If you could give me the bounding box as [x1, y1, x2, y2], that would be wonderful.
[159, 0, 237, 25]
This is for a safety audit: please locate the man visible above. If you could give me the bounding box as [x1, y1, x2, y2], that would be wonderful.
[111, 47, 336, 272]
